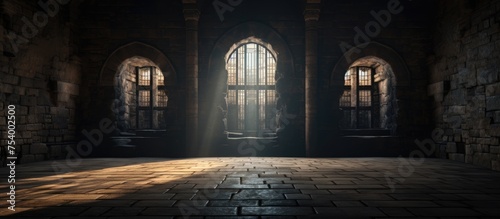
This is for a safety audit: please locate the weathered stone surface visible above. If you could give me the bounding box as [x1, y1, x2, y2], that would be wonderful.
[21, 154, 35, 164]
[473, 153, 492, 168]
[487, 96, 500, 111]
[449, 153, 465, 162]
[31, 143, 48, 154]
[491, 146, 500, 154]
[477, 64, 499, 85]
[486, 82, 500, 97]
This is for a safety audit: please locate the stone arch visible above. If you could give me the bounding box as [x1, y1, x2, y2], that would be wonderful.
[99, 41, 177, 86]
[330, 42, 410, 135]
[201, 21, 298, 149]
[208, 21, 295, 79]
[330, 42, 410, 87]
[97, 42, 179, 132]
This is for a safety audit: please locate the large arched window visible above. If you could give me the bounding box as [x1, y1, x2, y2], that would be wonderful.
[226, 42, 276, 133]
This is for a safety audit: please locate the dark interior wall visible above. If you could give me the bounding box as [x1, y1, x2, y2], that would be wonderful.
[429, 0, 500, 170]
[0, 0, 81, 163]
[318, 0, 435, 139]
[76, 0, 187, 148]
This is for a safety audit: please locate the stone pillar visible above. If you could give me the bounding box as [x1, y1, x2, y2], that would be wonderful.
[183, 1, 200, 152]
[304, 1, 320, 157]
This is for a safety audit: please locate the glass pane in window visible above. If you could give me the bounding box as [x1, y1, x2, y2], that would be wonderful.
[266, 89, 276, 129]
[138, 67, 151, 86]
[340, 90, 351, 107]
[358, 110, 371, 128]
[238, 90, 245, 130]
[138, 110, 151, 129]
[358, 67, 371, 86]
[246, 44, 257, 86]
[267, 52, 276, 85]
[238, 46, 245, 85]
[259, 90, 266, 129]
[228, 53, 237, 85]
[139, 90, 150, 107]
[341, 109, 353, 129]
[156, 90, 168, 107]
[359, 90, 371, 107]
[153, 110, 166, 129]
[258, 45, 266, 86]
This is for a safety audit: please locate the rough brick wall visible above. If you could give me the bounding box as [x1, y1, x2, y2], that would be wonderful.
[429, 0, 500, 170]
[0, 0, 81, 163]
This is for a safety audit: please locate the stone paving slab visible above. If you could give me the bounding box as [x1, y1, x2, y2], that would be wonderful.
[1, 157, 500, 218]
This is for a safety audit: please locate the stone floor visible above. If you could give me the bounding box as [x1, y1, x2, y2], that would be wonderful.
[1, 157, 500, 218]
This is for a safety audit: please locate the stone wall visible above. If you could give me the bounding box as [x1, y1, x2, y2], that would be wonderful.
[429, 0, 500, 170]
[318, 0, 434, 143]
[77, 0, 185, 135]
[0, 0, 81, 163]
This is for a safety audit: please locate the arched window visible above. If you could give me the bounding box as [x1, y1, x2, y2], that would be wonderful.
[340, 57, 397, 131]
[226, 42, 276, 133]
[114, 57, 168, 131]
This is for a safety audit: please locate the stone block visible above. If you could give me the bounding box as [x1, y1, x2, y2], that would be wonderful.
[493, 160, 500, 171]
[486, 96, 500, 111]
[492, 137, 499, 145]
[449, 153, 465, 162]
[477, 63, 499, 85]
[57, 81, 79, 95]
[21, 144, 30, 154]
[446, 142, 457, 153]
[473, 153, 492, 168]
[30, 143, 48, 154]
[491, 146, 500, 154]
[427, 81, 443, 96]
[20, 77, 34, 88]
[486, 82, 500, 96]
[448, 89, 466, 105]
[49, 145, 62, 158]
[1, 84, 13, 94]
[20, 96, 37, 106]
[17, 106, 28, 115]
[35, 154, 45, 162]
[21, 154, 35, 164]
[447, 106, 465, 115]
[1, 73, 19, 85]
[494, 111, 500, 123]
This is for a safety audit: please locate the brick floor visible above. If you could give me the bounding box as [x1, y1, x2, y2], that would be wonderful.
[1, 157, 500, 218]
